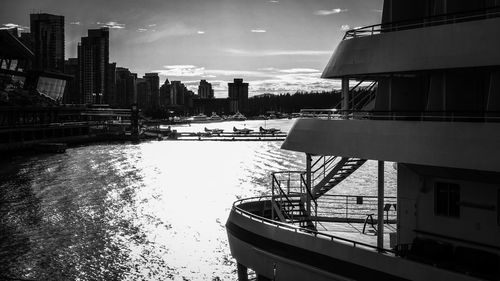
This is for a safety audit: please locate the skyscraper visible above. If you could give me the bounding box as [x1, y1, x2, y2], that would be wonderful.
[228, 78, 249, 113]
[30, 13, 65, 72]
[116, 67, 136, 108]
[198, 79, 214, 99]
[78, 28, 109, 104]
[160, 79, 171, 107]
[144, 73, 160, 110]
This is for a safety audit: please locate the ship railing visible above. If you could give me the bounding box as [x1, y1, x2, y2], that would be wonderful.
[301, 110, 500, 123]
[344, 6, 500, 40]
[271, 171, 318, 226]
[314, 194, 397, 224]
[233, 196, 396, 254]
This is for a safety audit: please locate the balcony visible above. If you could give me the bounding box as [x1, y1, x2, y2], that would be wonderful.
[281, 114, 500, 173]
[322, 8, 500, 78]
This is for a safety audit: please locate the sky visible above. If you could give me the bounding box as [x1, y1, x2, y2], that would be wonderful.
[0, 0, 383, 97]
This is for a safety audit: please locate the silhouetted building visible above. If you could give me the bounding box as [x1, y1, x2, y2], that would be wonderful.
[160, 79, 171, 107]
[107, 62, 117, 106]
[198, 79, 214, 99]
[18, 32, 33, 51]
[170, 81, 188, 106]
[228, 78, 248, 113]
[144, 73, 159, 110]
[63, 58, 80, 104]
[136, 78, 151, 110]
[78, 28, 109, 104]
[30, 13, 65, 72]
[116, 67, 136, 108]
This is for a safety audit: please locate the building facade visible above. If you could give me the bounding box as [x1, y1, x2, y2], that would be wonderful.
[228, 78, 248, 113]
[115, 67, 136, 108]
[78, 28, 109, 104]
[30, 13, 65, 73]
[144, 73, 160, 110]
[198, 79, 214, 99]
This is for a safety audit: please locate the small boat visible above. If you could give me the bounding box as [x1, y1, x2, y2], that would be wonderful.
[228, 112, 247, 121]
[208, 112, 224, 122]
[187, 113, 210, 123]
[233, 127, 253, 134]
[259, 126, 280, 134]
[205, 127, 224, 134]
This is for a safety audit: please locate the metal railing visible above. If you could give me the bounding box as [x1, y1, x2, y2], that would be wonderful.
[232, 196, 396, 254]
[344, 6, 500, 40]
[299, 109, 500, 123]
[316, 195, 397, 223]
[271, 171, 318, 226]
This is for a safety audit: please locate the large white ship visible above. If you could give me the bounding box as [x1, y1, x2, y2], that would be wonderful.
[226, 1, 500, 280]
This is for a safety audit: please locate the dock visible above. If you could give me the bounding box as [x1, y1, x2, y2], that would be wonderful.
[163, 131, 287, 141]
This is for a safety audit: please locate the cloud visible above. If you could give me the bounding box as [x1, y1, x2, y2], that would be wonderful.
[97, 21, 126, 29]
[1, 23, 29, 31]
[69, 21, 81, 25]
[133, 23, 199, 43]
[148, 24, 157, 27]
[269, 0, 279, 3]
[341, 24, 350, 31]
[155, 65, 206, 77]
[279, 68, 319, 73]
[250, 29, 266, 33]
[225, 48, 331, 56]
[138, 28, 148, 32]
[372, 9, 383, 13]
[314, 8, 348, 16]
[197, 30, 205, 34]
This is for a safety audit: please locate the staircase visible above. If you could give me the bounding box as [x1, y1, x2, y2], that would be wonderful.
[310, 156, 367, 199]
[335, 80, 378, 112]
[277, 199, 316, 229]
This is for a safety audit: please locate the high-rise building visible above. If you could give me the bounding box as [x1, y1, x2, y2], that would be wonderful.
[170, 81, 187, 106]
[78, 28, 109, 104]
[136, 78, 151, 110]
[30, 13, 65, 72]
[116, 67, 136, 108]
[144, 73, 160, 110]
[160, 79, 171, 107]
[63, 58, 80, 104]
[107, 62, 117, 107]
[198, 79, 214, 99]
[228, 78, 249, 113]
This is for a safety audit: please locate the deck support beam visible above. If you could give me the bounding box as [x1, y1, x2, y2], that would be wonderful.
[237, 263, 248, 281]
[341, 77, 349, 116]
[377, 160, 385, 249]
[306, 153, 312, 215]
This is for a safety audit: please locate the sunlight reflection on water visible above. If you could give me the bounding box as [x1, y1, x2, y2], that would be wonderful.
[0, 119, 395, 280]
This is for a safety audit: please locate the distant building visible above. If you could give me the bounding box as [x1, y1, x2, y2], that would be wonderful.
[136, 78, 151, 110]
[144, 73, 160, 110]
[198, 79, 214, 99]
[170, 81, 187, 106]
[228, 78, 249, 113]
[63, 58, 80, 104]
[107, 62, 117, 107]
[116, 67, 136, 108]
[30, 13, 65, 72]
[78, 28, 110, 104]
[159, 79, 171, 107]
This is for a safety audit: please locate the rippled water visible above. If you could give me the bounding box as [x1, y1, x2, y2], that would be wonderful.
[0, 119, 395, 280]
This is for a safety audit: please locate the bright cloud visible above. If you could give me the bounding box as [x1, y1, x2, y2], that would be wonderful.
[314, 8, 348, 16]
[269, 0, 279, 3]
[138, 28, 148, 32]
[341, 24, 350, 31]
[69, 21, 81, 25]
[225, 48, 331, 56]
[98, 21, 126, 29]
[153, 65, 339, 96]
[0, 23, 29, 31]
[197, 30, 205, 34]
[250, 29, 266, 33]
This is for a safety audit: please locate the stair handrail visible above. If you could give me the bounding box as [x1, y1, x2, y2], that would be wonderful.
[271, 172, 295, 221]
[301, 173, 318, 228]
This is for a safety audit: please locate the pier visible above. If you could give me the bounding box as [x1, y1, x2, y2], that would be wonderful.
[163, 131, 287, 141]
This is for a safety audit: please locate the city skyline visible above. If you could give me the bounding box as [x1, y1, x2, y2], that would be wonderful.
[0, 0, 384, 97]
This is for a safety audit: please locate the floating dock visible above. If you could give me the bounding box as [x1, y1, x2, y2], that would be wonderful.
[163, 131, 287, 141]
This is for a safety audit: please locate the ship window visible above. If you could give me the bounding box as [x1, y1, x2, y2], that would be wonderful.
[434, 182, 460, 218]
